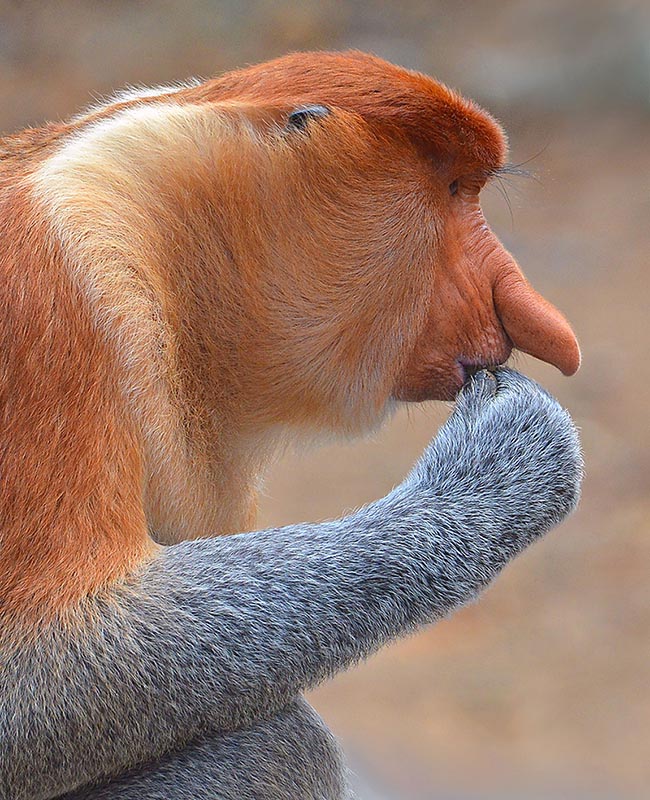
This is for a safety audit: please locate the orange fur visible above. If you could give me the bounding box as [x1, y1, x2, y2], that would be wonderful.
[0, 182, 153, 623]
[0, 52, 579, 623]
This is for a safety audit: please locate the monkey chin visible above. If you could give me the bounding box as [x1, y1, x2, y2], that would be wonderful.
[392, 363, 466, 403]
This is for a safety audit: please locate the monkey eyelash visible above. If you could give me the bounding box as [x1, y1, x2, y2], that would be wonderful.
[449, 164, 534, 198]
[488, 142, 552, 183]
[486, 163, 535, 181]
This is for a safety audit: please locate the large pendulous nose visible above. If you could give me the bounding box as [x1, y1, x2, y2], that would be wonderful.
[493, 265, 581, 376]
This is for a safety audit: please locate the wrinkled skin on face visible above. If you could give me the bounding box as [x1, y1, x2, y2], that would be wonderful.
[394, 185, 581, 401]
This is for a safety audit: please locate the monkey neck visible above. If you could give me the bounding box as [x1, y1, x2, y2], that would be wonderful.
[22, 106, 282, 542]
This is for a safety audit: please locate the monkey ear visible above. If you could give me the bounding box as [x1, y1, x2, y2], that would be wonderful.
[286, 105, 331, 132]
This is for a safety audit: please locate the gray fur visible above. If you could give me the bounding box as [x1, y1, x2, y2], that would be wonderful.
[60, 698, 351, 800]
[0, 369, 582, 800]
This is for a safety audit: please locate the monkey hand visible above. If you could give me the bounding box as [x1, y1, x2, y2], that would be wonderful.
[403, 367, 583, 586]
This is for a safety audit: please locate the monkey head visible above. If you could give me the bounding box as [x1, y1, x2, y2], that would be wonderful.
[162, 51, 579, 434]
[51, 51, 579, 441]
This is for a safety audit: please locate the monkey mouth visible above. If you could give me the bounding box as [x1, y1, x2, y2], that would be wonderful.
[393, 340, 513, 403]
[393, 359, 500, 403]
[456, 356, 508, 384]
[455, 333, 513, 381]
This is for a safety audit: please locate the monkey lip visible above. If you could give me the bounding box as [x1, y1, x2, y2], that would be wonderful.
[456, 357, 502, 383]
[394, 358, 502, 403]
[393, 342, 513, 403]
[393, 354, 512, 403]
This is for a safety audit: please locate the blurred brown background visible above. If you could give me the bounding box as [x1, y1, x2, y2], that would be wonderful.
[1, 1, 648, 797]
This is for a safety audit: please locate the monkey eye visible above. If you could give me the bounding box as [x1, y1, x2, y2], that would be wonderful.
[449, 179, 460, 196]
[286, 105, 331, 131]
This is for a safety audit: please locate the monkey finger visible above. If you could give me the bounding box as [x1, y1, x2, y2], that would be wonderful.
[490, 367, 554, 402]
[454, 368, 498, 414]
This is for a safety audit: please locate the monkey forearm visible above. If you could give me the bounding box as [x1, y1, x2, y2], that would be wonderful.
[1, 371, 582, 800]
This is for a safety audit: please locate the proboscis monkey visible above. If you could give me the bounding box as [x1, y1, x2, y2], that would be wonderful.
[0, 52, 582, 800]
